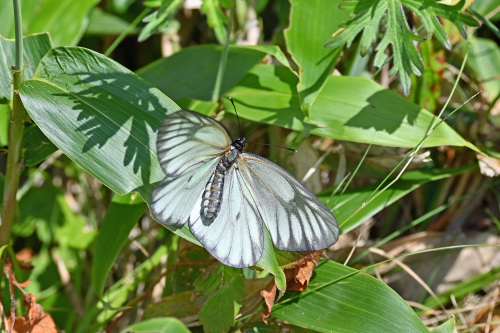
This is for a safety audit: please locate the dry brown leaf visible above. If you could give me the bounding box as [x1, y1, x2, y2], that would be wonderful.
[15, 248, 34, 270]
[260, 251, 323, 322]
[6, 314, 57, 333]
[477, 154, 500, 177]
[260, 281, 277, 324]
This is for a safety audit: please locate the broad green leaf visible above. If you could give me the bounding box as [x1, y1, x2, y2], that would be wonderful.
[431, 317, 455, 333]
[321, 165, 475, 233]
[201, 0, 232, 44]
[194, 264, 245, 333]
[272, 260, 428, 333]
[136, 45, 269, 101]
[0, 0, 99, 47]
[92, 193, 147, 299]
[123, 318, 190, 333]
[325, 0, 478, 95]
[23, 125, 58, 167]
[284, 0, 350, 113]
[19, 46, 177, 196]
[176, 99, 219, 116]
[468, 37, 500, 103]
[138, 0, 184, 42]
[310, 75, 477, 150]
[86, 7, 139, 35]
[225, 65, 478, 151]
[0, 34, 52, 103]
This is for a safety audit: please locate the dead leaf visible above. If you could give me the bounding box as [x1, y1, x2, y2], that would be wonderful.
[260, 251, 323, 322]
[5, 293, 58, 333]
[15, 248, 34, 270]
[25, 294, 43, 325]
[260, 281, 277, 324]
[477, 154, 500, 177]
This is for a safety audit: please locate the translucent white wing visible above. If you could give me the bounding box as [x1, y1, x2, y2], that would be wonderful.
[237, 152, 339, 251]
[152, 110, 230, 227]
[151, 160, 218, 226]
[189, 166, 264, 268]
[156, 110, 230, 177]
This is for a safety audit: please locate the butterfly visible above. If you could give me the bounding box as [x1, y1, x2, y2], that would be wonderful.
[151, 109, 339, 268]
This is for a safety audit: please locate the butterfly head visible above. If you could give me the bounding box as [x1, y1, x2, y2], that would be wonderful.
[232, 137, 246, 152]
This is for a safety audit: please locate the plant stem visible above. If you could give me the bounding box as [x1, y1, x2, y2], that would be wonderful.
[211, 4, 234, 102]
[0, 0, 25, 247]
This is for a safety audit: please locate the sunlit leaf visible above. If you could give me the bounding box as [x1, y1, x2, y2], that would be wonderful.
[272, 260, 428, 332]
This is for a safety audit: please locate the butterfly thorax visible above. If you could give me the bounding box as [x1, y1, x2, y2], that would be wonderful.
[202, 137, 246, 219]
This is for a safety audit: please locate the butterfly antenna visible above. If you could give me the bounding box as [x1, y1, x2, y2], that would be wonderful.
[228, 97, 243, 138]
[246, 141, 297, 153]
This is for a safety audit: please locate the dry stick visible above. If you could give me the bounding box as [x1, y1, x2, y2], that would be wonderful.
[450, 294, 468, 329]
[485, 285, 500, 333]
[5, 262, 16, 333]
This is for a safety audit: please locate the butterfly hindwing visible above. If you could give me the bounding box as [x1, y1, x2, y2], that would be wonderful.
[189, 165, 264, 268]
[237, 152, 339, 252]
[151, 159, 219, 226]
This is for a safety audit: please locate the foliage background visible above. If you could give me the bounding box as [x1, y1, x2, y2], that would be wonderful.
[1, 0, 500, 332]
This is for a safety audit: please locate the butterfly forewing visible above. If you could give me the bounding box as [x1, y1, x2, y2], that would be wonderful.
[189, 166, 264, 268]
[237, 152, 339, 252]
[152, 110, 230, 227]
[156, 110, 231, 177]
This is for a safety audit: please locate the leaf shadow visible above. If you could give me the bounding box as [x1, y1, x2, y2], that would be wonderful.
[344, 89, 421, 134]
[55, 71, 175, 196]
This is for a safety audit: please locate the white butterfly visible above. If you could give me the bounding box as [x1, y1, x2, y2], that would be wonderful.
[151, 110, 339, 268]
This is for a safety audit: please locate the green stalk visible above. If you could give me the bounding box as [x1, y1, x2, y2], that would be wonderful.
[211, 5, 234, 102]
[0, 0, 26, 247]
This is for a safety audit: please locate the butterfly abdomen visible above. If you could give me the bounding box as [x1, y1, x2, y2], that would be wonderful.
[202, 141, 244, 219]
[203, 160, 229, 219]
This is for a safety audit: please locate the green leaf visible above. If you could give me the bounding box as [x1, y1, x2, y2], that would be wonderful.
[138, 0, 184, 42]
[136, 45, 269, 102]
[468, 37, 500, 103]
[122, 318, 190, 333]
[201, 0, 232, 44]
[321, 165, 475, 233]
[194, 264, 245, 333]
[325, 0, 478, 95]
[92, 193, 146, 299]
[0, 0, 99, 47]
[284, 0, 351, 113]
[86, 7, 139, 35]
[225, 65, 478, 151]
[255, 230, 287, 291]
[19, 47, 178, 196]
[431, 317, 455, 333]
[23, 125, 58, 167]
[0, 33, 52, 103]
[272, 260, 428, 332]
